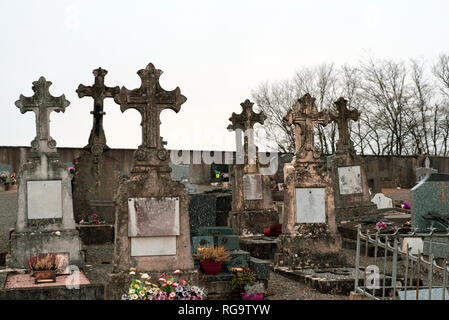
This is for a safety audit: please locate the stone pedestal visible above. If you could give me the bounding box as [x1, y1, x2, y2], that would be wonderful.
[327, 153, 378, 223]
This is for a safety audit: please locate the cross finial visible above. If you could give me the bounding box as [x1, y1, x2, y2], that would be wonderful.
[15, 77, 70, 153]
[77, 67, 120, 155]
[331, 97, 360, 154]
[283, 93, 330, 162]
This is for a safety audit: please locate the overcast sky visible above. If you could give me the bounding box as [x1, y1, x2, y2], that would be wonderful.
[1, 0, 449, 152]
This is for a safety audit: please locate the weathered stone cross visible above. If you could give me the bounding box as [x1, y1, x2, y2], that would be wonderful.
[77, 67, 119, 154]
[228, 99, 266, 165]
[283, 93, 330, 161]
[15, 77, 70, 153]
[331, 97, 360, 154]
[114, 63, 186, 151]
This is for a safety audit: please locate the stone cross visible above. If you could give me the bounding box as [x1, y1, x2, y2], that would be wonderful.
[228, 99, 266, 165]
[283, 93, 330, 160]
[77, 67, 119, 154]
[331, 97, 360, 154]
[15, 77, 70, 153]
[114, 63, 186, 151]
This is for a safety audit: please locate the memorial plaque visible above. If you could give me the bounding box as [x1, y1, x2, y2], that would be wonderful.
[338, 166, 362, 195]
[130, 236, 177, 256]
[295, 188, 326, 223]
[243, 174, 263, 200]
[128, 197, 179, 237]
[27, 180, 62, 219]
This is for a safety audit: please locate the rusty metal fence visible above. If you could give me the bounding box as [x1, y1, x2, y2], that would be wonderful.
[354, 225, 449, 300]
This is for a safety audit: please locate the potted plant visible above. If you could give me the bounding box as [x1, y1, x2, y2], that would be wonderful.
[26, 253, 61, 284]
[193, 246, 231, 275]
[241, 282, 265, 300]
[231, 267, 256, 295]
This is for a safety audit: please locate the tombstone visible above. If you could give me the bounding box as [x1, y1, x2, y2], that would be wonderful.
[72, 68, 121, 229]
[8, 77, 83, 268]
[411, 173, 449, 258]
[105, 63, 197, 299]
[274, 93, 346, 270]
[326, 97, 378, 222]
[415, 156, 438, 183]
[371, 193, 394, 209]
[227, 99, 278, 235]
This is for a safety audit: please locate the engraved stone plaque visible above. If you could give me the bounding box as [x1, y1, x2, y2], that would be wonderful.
[243, 174, 263, 200]
[27, 180, 62, 219]
[295, 188, 326, 223]
[128, 197, 179, 237]
[338, 166, 362, 195]
[130, 236, 177, 256]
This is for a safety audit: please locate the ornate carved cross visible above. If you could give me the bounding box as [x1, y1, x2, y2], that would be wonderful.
[77, 67, 119, 154]
[114, 63, 186, 151]
[331, 97, 360, 154]
[228, 99, 266, 166]
[283, 93, 330, 160]
[15, 77, 70, 153]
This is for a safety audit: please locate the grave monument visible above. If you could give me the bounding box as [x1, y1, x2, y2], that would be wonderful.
[8, 77, 83, 268]
[274, 93, 346, 270]
[415, 156, 438, 183]
[105, 63, 197, 299]
[227, 99, 278, 235]
[326, 97, 378, 222]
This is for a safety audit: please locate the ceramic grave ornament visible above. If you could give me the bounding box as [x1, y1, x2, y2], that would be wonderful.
[274, 93, 346, 271]
[227, 99, 278, 235]
[8, 77, 82, 268]
[326, 97, 378, 222]
[72, 68, 121, 226]
[106, 63, 196, 299]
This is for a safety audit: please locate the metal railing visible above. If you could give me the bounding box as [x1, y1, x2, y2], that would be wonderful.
[354, 225, 449, 300]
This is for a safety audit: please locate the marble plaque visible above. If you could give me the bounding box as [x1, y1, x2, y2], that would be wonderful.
[338, 166, 362, 195]
[27, 180, 62, 219]
[401, 237, 423, 255]
[295, 188, 326, 223]
[371, 193, 393, 209]
[243, 174, 263, 200]
[130, 236, 177, 256]
[128, 197, 179, 237]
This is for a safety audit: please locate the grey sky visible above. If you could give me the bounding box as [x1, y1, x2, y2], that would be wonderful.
[1, 0, 449, 152]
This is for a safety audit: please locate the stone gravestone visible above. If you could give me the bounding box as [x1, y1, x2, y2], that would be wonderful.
[105, 63, 196, 299]
[8, 77, 83, 268]
[415, 156, 438, 183]
[326, 97, 378, 222]
[274, 93, 346, 270]
[411, 173, 449, 258]
[371, 193, 393, 209]
[72, 68, 120, 245]
[227, 99, 278, 235]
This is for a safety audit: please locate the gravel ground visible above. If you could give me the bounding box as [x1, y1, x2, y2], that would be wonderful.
[0, 190, 17, 254]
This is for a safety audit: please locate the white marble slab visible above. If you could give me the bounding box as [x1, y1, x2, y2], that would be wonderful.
[371, 193, 393, 209]
[338, 165, 362, 195]
[27, 180, 62, 219]
[130, 236, 177, 256]
[243, 174, 263, 200]
[401, 237, 424, 255]
[295, 188, 326, 223]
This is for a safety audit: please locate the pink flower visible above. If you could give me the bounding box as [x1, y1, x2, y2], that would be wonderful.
[174, 269, 181, 274]
[181, 280, 186, 286]
[376, 221, 387, 229]
[92, 213, 98, 219]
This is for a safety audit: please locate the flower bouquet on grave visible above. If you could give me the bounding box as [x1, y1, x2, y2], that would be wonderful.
[230, 267, 256, 296]
[193, 246, 231, 275]
[68, 165, 75, 175]
[122, 268, 207, 300]
[241, 282, 265, 300]
[79, 213, 106, 225]
[26, 253, 61, 284]
[0, 173, 8, 183]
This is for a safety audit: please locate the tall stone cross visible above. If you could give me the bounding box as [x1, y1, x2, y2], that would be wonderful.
[15, 77, 70, 153]
[77, 67, 119, 154]
[228, 99, 266, 166]
[114, 63, 186, 156]
[331, 97, 360, 154]
[283, 93, 330, 161]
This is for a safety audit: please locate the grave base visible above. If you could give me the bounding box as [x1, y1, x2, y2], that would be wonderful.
[334, 203, 379, 223]
[77, 224, 114, 245]
[8, 229, 83, 268]
[228, 209, 279, 236]
[239, 236, 278, 260]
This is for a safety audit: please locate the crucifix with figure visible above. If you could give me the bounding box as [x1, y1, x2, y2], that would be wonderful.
[228, 99, 266, 168]
[77, 67, 119, 155]
[331, 97, 360, 154]
[283, 93, 330, 162]
[15, 77, 70, 153]
[114, 63, 186, 165]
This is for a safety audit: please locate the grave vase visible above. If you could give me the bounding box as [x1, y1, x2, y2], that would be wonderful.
[33, 270, 57, 284]
[200, 261, 222, 275]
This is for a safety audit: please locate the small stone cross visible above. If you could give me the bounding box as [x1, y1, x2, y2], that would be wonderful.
[15, 77, 70, 153]
[77, 67, 119, 154]
[331, 97, 360, 154]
